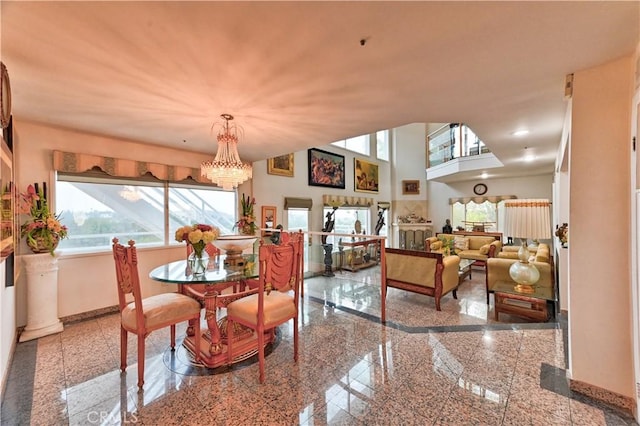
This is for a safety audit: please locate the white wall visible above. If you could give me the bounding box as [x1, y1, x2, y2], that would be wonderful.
[1, 262, 16, 394]
[252, 140, 392, 246]
[568, 55, 634, 399]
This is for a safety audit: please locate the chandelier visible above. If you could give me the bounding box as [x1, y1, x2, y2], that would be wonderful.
[201, 113, 253, 191]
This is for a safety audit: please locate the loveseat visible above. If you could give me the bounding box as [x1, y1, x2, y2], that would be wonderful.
[485, 243, 554, 304]
[425, 233, 502, 266]
[382, 248, 460, 319]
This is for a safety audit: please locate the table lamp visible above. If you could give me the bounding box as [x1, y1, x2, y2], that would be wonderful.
[503, 199, 551, 293]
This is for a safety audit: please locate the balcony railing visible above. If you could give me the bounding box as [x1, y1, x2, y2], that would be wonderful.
[427, 123, 490, 168]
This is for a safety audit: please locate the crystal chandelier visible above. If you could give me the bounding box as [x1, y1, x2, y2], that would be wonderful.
[201, 114, 253, 191]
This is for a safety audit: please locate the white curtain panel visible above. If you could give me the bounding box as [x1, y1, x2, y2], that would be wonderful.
[503, 199, 551, 240]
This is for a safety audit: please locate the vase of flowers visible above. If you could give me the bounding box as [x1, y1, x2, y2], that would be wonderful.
[175, 224, 220, 276]
[235, 193, 257, 235]
[19, 184, 69, 255]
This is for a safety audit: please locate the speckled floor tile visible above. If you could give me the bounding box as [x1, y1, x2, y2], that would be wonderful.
[3, 267, 638, 426]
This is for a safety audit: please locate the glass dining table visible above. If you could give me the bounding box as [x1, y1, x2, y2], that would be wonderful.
[149, 254, 264, 368]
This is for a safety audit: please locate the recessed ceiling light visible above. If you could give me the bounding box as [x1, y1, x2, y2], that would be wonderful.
[512, 129, 529, 137]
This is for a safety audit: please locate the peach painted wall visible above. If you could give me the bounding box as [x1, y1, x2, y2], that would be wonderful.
[568, 55, 634, 398]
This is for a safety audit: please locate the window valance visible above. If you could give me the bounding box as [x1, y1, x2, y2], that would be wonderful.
[448, 195, 517, 205]
[53, 151, 210, 184]
[323, 194, 373, 208]
[284, 197, 313, 209]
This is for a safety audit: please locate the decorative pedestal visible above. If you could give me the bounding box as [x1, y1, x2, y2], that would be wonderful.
[322, 244, 334, 277]
[19, 252, 63, 342]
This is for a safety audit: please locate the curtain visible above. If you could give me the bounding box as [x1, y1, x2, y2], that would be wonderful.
[448, 194, 516, 205]
[53, 151, 210, 184]
[284, 197, 312, 209]
[322, 194, 373, 208]
[503, 199, 551, 239]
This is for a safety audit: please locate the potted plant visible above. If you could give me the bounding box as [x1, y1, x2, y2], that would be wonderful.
[18, 184, 68, 255]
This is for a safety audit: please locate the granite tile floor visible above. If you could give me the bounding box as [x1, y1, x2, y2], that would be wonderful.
[2, 265, 638, 425]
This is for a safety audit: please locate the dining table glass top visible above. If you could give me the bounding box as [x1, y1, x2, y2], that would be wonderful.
[149, 254, 258, 284]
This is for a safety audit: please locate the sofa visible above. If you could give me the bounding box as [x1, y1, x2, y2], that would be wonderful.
[498, 242, 551, 261]
[425, 233, 502, 266]
[485, 243, 554, 304]
[382, 248, 460, 319]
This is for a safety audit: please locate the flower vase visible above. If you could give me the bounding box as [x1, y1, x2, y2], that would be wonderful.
[27, 232, 60, 254]
[188, 251, 209, 276]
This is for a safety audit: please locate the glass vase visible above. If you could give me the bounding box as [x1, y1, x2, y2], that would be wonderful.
[188, 250, 209, 277]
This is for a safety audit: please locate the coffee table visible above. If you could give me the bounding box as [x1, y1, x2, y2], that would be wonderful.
[458, 258, 476, 285]
[493, 280, 555, 322]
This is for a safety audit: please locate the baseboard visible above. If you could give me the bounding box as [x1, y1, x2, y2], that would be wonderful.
[569, 378, 636, 414]
[60, 305, 119, 325]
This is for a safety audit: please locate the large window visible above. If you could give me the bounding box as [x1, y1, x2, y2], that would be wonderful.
[451, 200, 498, 232]
[323, 207, 371, 246]
[331, 135, 370, 156]
[55, 174, 236, 253]
[376, 130, 389, 161]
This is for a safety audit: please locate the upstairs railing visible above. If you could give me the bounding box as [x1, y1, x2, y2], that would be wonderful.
[427, 123, 491, 168]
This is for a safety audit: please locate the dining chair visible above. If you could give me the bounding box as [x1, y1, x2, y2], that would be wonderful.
[112, 238, 202, 389]
[226, 230, 304, 383]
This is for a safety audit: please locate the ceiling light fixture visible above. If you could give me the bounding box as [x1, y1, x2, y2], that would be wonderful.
[201, 114, 253, 191]
[512, 129, 529, 137]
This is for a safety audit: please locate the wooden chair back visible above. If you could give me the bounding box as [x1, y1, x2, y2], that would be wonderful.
[258, 230, 304, 295]
[112, 238, 145, 332]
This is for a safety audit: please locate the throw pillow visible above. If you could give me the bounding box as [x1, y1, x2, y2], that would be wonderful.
[453, 236, 469, 251]
[430, 241, 443, 251]
[479, 244, 490, 255]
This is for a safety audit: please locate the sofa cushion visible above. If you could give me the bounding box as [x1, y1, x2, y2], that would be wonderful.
[430, 240, 443, 251]
[454, 236, 469, 251]
[457, 250, 488, 261]
[479, 244, 491, 255]
[468, 236, 496, 250]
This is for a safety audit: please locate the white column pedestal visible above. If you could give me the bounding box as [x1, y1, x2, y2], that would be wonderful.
[19, 252, 64, 342]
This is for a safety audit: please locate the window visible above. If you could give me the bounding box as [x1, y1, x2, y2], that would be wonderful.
[286, 208, 310, 272]
[323, 207, 371, 246]
[376, 130, 389, 161]
[331, 135, 370, 155]
[451, 200, 498, 232]
[55, 174, 236, 253]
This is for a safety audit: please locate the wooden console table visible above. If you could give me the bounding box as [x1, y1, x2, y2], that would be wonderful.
[493, 281, 555, 322]
[339, 238, 380, 272]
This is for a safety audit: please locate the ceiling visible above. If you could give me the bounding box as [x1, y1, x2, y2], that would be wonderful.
[2, 2, 638, 183]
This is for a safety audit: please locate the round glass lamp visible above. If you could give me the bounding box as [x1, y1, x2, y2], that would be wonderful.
[508, 240, 540, 293]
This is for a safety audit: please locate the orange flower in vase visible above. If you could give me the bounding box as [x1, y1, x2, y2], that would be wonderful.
[235, 193, 257, 235]
[19, 184, 69, 255]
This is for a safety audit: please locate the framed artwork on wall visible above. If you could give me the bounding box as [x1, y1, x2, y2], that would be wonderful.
[267, 153, 294, 177]
[402, 180, 420, 195]
[1, 137, 14, 261]
[354, 158, 379, 193]
[261, 205, 276, 236]
[308, 148, 345, 189]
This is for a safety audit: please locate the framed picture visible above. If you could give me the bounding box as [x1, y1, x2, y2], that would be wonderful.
[267, 153, 294, 177]
[354, 158, 379, 193]
[261, 205, 276, 237]
[402, 179, 420, 195]
[308, 148, 345, 189]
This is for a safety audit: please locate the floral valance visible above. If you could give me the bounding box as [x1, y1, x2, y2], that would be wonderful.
[52, 151, 210, 184]
[448, 194, 517, 205]
[323, 194, 373, 208]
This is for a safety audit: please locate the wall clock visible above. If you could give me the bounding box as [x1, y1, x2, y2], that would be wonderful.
[473, 183, 487, 195]
[1, 62, 11, 129]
